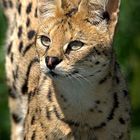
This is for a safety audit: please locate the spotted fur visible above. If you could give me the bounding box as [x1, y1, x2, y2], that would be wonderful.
[1, 0, 131, 140]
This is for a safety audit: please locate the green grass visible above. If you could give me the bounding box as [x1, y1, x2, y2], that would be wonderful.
[132, 128, 140, 140]
[0, 7, 10, 140]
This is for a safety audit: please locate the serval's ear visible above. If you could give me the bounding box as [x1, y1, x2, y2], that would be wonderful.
[78, 0, 120, 38]
[106, 0, 120, 38]
[38, 0, 64, 18]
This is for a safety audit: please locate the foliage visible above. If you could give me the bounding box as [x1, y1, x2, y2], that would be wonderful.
[114, 0, 140, 128]
[0, 7, 10, 140]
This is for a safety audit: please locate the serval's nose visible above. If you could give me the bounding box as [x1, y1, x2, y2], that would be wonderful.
[45, 56, 62, 70]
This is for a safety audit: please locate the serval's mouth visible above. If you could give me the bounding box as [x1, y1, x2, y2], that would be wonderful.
[47, 71, 58, 77]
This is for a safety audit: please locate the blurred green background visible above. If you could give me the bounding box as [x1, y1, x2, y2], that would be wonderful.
[0, 0, 140, 139]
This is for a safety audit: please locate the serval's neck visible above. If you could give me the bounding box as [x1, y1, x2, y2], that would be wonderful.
[52, 63, 113, 114]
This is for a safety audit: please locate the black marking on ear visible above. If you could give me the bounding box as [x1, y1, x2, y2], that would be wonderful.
[26, 2, 32, 14]
[85, 11, 110, 26]
[12, 113, 22, 123]
[107, 92, 119, 121]
[102, 11, 110, 21]
[27, 30, 36, 40]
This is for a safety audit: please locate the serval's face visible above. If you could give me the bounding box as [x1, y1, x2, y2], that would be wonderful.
[36, 0, 120, 77]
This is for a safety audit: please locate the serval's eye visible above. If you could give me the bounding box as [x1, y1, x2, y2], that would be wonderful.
[40, 35, 51, 48]
[67, 40, 84, 51]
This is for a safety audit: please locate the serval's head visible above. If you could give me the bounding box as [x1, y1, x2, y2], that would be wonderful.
[36, 0, 120, 78]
